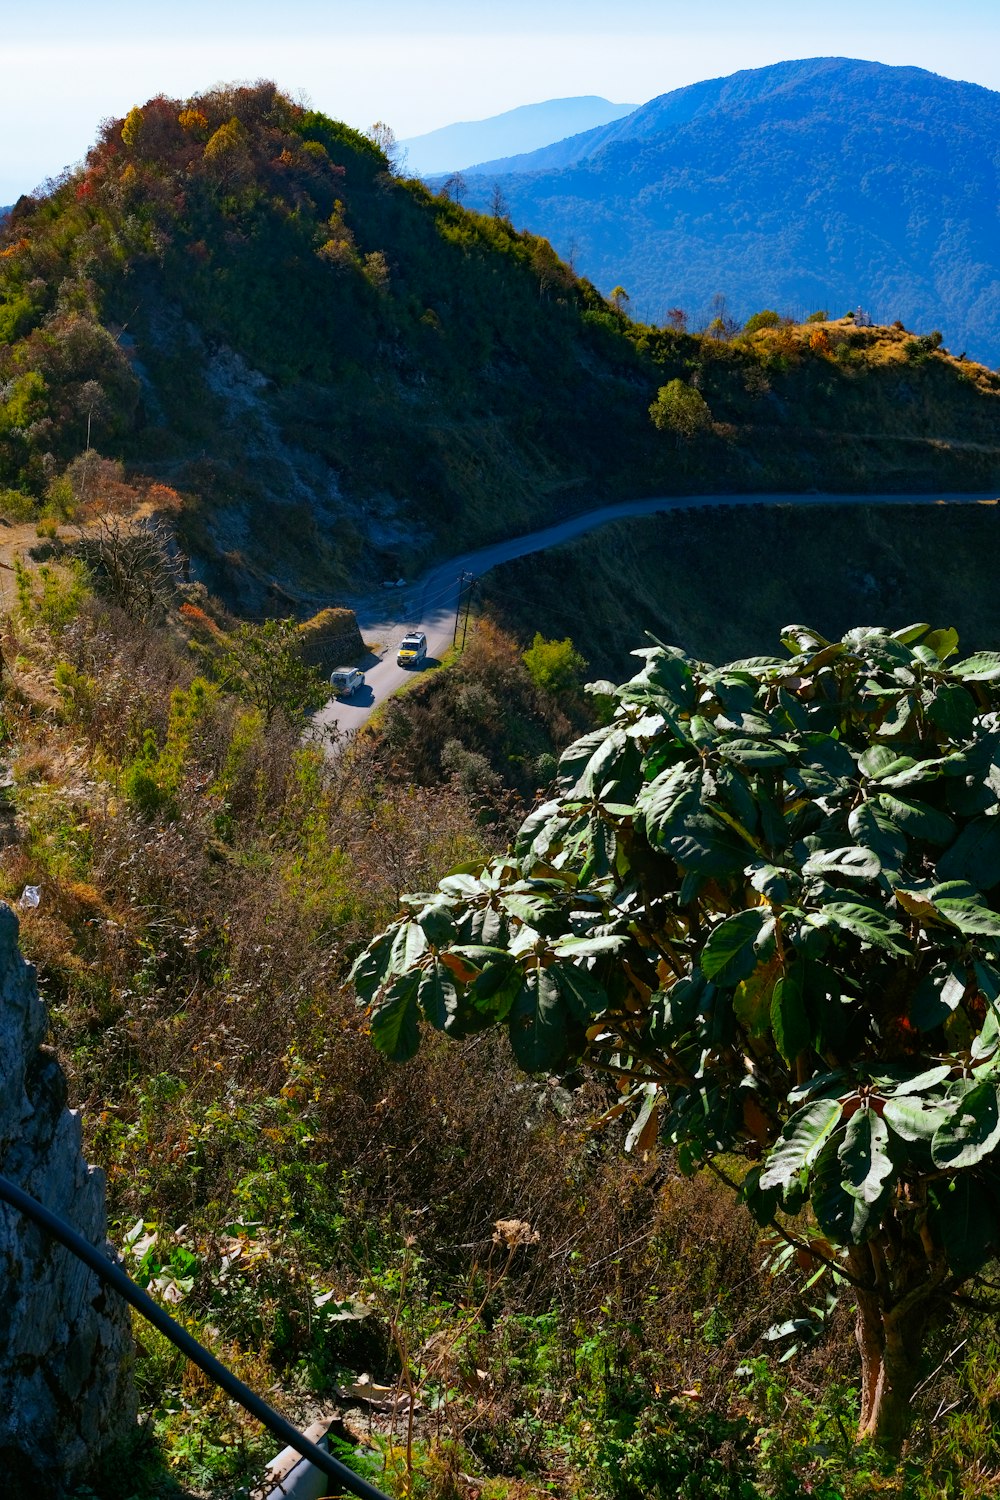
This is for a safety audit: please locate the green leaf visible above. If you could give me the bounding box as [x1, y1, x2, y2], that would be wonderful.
[840, 1109, 895, 1204]
[350, 934, 394, 1005]
[859, 745, 914, 781]
[929, 1176, 1000, 1278]
[553, 960, 608, 1021]
[468, 959, 521, 1020]
[848, 803, 907, 870]
[417, 903, 458, 947]
[932, 1079, 1000, 1169]
[909, 964, 967, 1030]
[666, 808, 750, 876]
[507, 965, 568, 1072]
[811, 1128, 881, 1243]
[636, 762, 699, 836]
[890, 622, 932, 646]
[930, 897, 1000, 940]
[553, 933, 628, 957]
[389, 920, 429, 973]
[802, 846, 881, 881]
[370, 973, 422, 1062]
[748, 861, 796, 903]
[874, 794, 955, 846]
[816, 903, 910, 956]
[770, 966, 811, 1066]
[701, 909, 769, 986]
[417, 961, 460, 1032]
[500, 892, 556, 927]
[758, 1097, 843, 1192]
[717, 738, 789, 768]
[927, 683, 977, 741]
[884, 1095, 952, 1144]
[937, 817, 1000, 892]
[952, 652, 1000, 681]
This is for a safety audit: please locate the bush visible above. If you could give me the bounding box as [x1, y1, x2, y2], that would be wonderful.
[648, 379, 713, 439]
[0, 488, 36, 522]
[742, 309, 783, 335]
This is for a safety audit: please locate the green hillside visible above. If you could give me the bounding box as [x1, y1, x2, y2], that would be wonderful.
[479, 498, 1000, 680]
[1, 83, 999, 609]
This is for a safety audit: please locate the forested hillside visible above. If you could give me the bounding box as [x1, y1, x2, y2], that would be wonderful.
[450, 58, 1000, 365]
[1, 81, 999, 610]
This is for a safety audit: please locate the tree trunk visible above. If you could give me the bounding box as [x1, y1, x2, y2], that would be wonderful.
[848, 1242, 937, 1456]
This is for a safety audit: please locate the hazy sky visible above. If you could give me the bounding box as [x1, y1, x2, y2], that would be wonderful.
[4, 0, 1000, 201]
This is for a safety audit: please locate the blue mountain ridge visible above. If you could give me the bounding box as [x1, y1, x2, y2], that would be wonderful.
[436, 58, 1000, 366]
[400, 96, 636, 176]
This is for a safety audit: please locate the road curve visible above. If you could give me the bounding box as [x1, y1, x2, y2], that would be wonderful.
[310, 487, 1000, 738]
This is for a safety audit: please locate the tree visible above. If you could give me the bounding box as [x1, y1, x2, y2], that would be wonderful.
[490, 182, 511, 224]
[353, 622, 1000, 1454]
[522, 632, 587, 698]
[217, 617, 328, 726]
[74, 512, 184, 621]
[648, 378, 712, 439]
[367, 121, 406, 175]
[706, 291, 740, 340]
[609, 285, 630, 315]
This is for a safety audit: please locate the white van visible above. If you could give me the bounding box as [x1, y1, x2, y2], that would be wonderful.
[330, 667, 365, 698]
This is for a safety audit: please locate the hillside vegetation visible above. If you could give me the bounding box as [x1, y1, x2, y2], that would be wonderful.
[7, 557, 1000, 1498]
[451, 58, 1000, 365]
[480, 498, 1000, 681]
[0, 82, 999, 609]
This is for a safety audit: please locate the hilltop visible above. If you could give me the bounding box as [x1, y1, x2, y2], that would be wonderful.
[0, 81, 999, 609]
[448, 58, 1000, 365]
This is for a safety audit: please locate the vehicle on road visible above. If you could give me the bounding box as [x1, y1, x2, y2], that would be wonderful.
[396, 631, 428, 667]
[330, 666, 365, 697]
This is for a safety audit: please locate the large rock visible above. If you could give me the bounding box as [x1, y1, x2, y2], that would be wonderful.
[0, 903, 135, 1493]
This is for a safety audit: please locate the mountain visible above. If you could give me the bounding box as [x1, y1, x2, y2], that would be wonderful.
[1, 81, 999, 612]
[447, 58, 1000, 366]
[400, 97, 636, 176]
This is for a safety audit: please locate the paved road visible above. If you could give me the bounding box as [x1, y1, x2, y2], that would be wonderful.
[310, 487, 1000, 738]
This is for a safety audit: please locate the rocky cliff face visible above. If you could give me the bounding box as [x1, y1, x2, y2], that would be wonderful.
[0, 902, 135, 1493]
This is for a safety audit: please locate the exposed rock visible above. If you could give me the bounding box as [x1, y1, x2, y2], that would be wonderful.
[0, 903, 135, 1494]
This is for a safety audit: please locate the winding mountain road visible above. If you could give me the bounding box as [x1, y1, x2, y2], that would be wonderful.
[310, 487, 1000, 738]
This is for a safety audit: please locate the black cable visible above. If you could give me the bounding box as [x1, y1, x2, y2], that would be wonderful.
[0, 1173, 392, 1500]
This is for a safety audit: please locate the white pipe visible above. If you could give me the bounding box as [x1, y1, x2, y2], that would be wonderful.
[260, 1420, 342, 1500]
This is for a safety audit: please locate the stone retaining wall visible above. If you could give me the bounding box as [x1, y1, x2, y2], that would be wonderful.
[0, 903, 135, 1493]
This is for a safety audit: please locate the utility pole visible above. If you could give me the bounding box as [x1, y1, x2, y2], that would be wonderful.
[453, 571, 474, 648]
[459, 574, 476, 652]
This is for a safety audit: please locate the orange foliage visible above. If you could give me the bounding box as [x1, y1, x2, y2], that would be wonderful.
[146, 483, 183, 514]
[179, 601, 219, 634]
[809, 327, 831, 353]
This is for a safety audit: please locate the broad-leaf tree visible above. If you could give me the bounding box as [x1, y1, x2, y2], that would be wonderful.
[217, 617, 328, 726]
[353, 623, 1000, 1452]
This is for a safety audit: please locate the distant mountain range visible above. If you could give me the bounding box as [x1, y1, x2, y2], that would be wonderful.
[400, 96, 636, 175]
[436, 58, 1000, 366]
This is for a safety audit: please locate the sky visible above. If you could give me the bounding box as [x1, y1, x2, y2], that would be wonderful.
[3, 0, 1000, 202]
